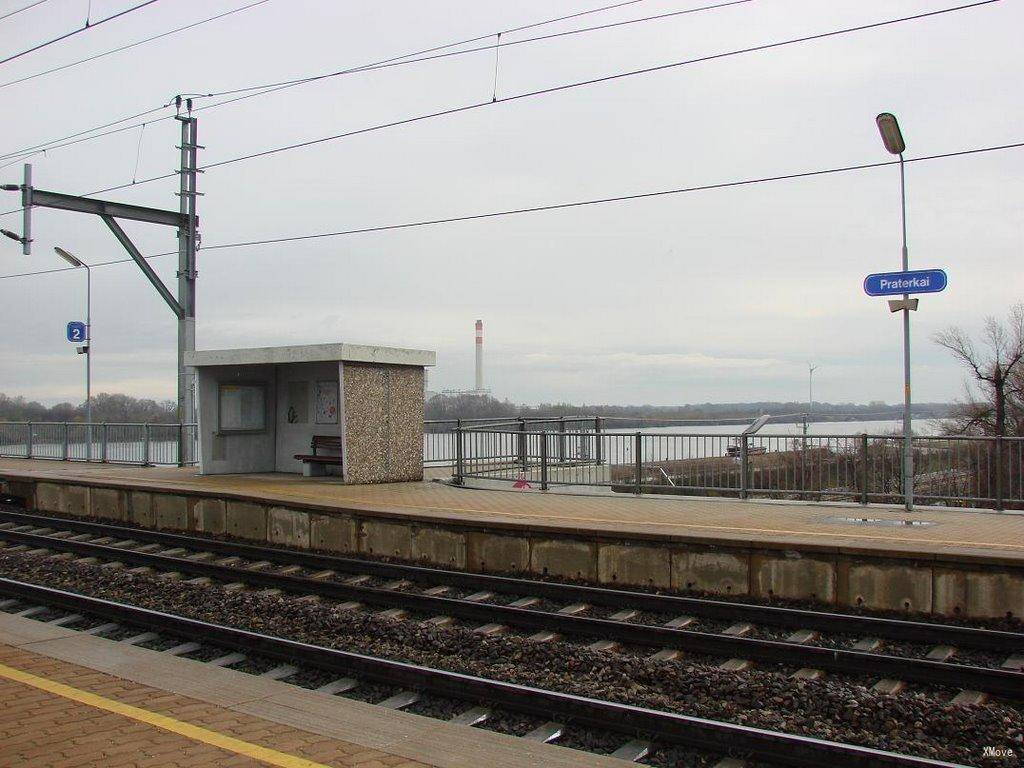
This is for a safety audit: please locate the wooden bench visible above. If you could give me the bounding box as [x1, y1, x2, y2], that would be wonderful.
[294, 435, 343, 477]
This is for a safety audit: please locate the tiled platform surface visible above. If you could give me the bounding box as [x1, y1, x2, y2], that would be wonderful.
[0, 612, 622, 768]
[2, 458, 1023, 564]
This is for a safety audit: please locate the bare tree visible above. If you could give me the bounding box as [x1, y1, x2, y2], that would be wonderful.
[933, 303, 1024, 437]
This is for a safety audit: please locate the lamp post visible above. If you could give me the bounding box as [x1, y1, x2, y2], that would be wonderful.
[875, 112, 913, 511]
[808, 363, 817, 416]
[803, 363, 817, 446]
[54, 247, 92, 460]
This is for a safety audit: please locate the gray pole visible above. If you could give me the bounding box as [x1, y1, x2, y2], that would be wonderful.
[176, 113, 199, 425]
[899, 154, 913, 511]
[21, 164, 31, 255]
[84, 261, 92, 460]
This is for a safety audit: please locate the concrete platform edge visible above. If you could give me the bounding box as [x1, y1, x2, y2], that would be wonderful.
[3, 465, 1024, 618]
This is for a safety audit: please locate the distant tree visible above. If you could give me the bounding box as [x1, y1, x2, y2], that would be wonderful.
[47, 402, 77, 422]
[87, 392, 176, 424]
[425, 394, 518, 424]
[934, 303, 1024, 437]
[0, 392, 177, 424]
[0, 394, 48, 421]
[423, 393, 949, 427]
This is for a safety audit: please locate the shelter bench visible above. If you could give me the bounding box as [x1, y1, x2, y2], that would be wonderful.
[294, 435, 343, 477]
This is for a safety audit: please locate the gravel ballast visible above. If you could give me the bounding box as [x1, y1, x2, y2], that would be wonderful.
[0, 549, 1020, 767]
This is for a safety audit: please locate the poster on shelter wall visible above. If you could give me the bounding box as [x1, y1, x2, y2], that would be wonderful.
[315, 380, 339, 424]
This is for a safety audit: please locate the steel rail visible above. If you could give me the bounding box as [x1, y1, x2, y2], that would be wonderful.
[0, 577, 964, 768]
[0, 526, 1020, 698]
[0, 508, 1018, 652]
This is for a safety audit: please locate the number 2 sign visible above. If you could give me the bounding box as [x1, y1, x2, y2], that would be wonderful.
[66, 321, 86, 342]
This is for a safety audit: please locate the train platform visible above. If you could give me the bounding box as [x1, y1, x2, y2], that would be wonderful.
[1, 458, 1022, 619]
[0, 610, 619, 768]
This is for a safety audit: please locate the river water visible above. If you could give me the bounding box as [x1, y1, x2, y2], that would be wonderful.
[603, 418, 941, 437]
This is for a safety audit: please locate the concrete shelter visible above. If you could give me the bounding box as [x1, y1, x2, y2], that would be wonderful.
[184, 343, 435, 481]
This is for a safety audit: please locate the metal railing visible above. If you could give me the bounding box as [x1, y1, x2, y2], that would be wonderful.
[423, 416, 599, 467]
[0, 422, 198, 466]
[448, 425, 1024, 511]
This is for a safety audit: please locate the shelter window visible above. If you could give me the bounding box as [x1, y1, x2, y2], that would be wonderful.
[218, 383, 266, 433]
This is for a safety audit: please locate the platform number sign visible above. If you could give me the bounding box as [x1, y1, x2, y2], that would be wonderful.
[66, 321, 86, 343]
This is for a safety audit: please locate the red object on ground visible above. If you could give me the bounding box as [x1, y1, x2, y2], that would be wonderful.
[512, 474, 532, 489]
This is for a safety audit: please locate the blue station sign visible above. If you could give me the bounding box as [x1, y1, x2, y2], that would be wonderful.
[66, 321, 86, 342]
[863, 268, 947, 297]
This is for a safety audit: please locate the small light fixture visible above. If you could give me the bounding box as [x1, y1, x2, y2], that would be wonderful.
[54, 246, 84, 268]
[876, 112, 906, 155]
[1, 228, 24, 242]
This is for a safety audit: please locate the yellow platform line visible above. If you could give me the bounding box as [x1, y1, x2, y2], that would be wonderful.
[0, 662, 332, 768]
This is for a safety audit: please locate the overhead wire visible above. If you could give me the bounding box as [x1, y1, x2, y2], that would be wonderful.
[1, 139, 1020, 281]
[0, 0, 163, 66]
[0, 150, 45, 171]
[192, 0, 750, 100]
[0, 0, 750, 209]
[130, 123, 146, 183]
[7, 0, 981, 173]
[194, 140, 1024, 251]
[0, 0, 1000, 171]
[0, 0, 678, 163]
[0, 0, 272, 92]
[0, 0, 51, 23]
[125, 0, 750, 122]
[198, 0, 1001, 172]
[0, 103, 173, 163]
[0, 0, 1002, 219]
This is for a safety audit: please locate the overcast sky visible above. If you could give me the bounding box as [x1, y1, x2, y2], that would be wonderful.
[0, 0, 1021, 407]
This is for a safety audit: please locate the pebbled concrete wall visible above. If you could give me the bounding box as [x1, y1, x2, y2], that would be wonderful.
[16, 477, 1024, 619]
[342, 363, 424, 484]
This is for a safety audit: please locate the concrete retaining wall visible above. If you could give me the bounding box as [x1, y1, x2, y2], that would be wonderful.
[5, 477, 1023, 619]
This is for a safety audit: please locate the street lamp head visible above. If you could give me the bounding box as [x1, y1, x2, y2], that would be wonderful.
[876, 112, 906, 155]
[54, 246, 84, 268]
[1, 228, 24, 243]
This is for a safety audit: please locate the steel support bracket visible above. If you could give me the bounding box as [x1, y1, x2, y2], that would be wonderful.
[101, 214, 184, 319]
[28, 188, 189, 228]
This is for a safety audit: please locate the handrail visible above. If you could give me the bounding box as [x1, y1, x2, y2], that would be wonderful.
[445, 423, 1021, 510]
[0, 421, 198, 467]
[425, 415, 596, 425]
[0, 421, 197, 427]
[449, 426, 1024, 441]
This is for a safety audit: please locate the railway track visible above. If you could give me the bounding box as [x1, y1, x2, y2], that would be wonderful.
[0, 576, 972, 768]
[0, 508, 1021, 700]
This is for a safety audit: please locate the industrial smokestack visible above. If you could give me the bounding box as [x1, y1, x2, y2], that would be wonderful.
[475, 319, 483, 392]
